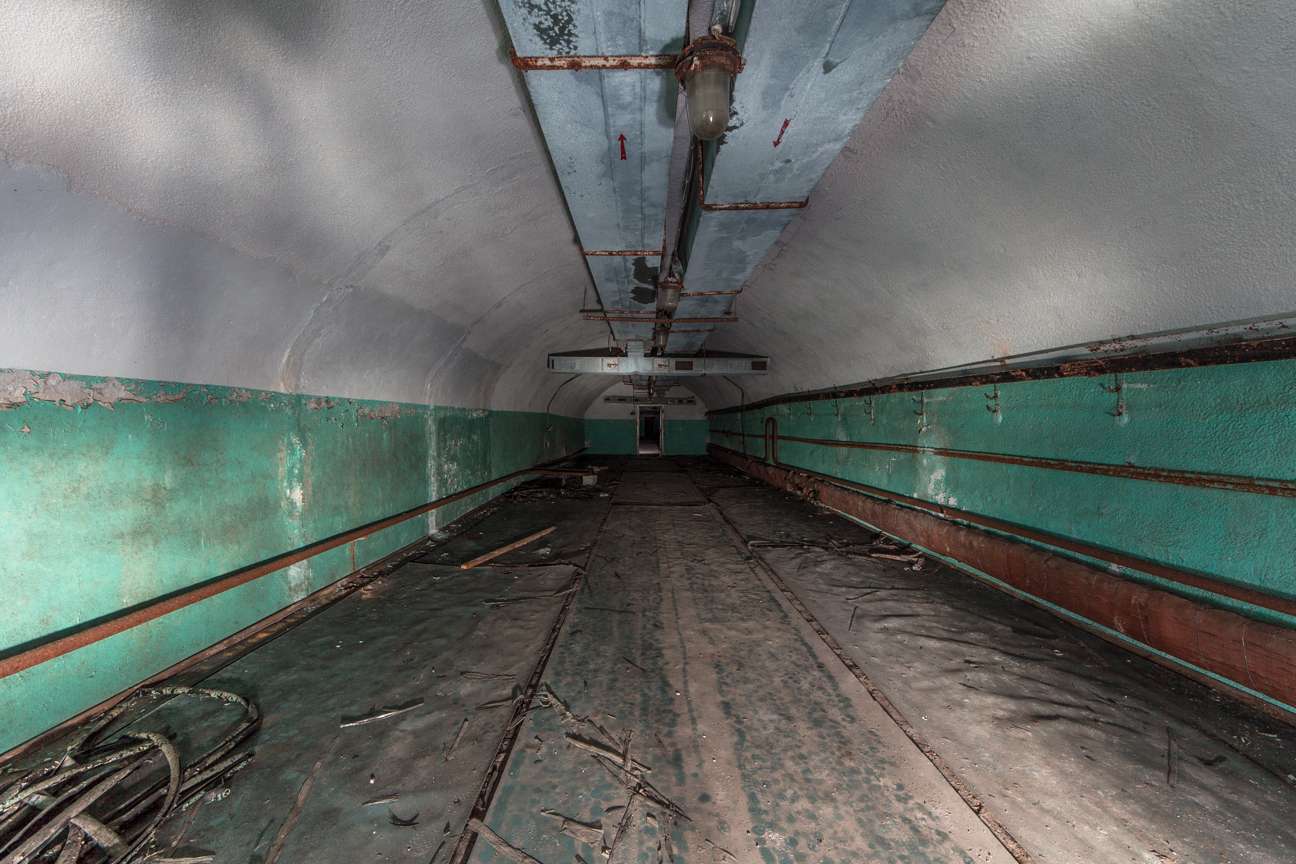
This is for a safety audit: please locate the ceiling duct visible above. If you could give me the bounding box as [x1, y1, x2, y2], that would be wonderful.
[500, 0, 947, 360]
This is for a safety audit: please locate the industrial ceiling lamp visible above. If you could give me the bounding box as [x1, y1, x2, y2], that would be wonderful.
[654, 325, 669, 353]
[675, 26, 744, 141]
[658, 278, 681, 315]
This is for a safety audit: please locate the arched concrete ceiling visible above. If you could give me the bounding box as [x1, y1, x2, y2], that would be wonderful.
[0, 0, 614, 416]
[4, 0, 1296, 418]
[690, 0, 1296, 409]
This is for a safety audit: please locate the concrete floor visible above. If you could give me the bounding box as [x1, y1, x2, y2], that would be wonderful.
[17, 456, 1295, 864]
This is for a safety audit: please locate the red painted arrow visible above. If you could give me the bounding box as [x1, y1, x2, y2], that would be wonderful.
[618, 134, 627, 160]
[773, 118, 790, 147]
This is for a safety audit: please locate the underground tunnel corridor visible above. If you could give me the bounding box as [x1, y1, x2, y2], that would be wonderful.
[3, 0, 1296, 862]
[4, 459, 1293, 864]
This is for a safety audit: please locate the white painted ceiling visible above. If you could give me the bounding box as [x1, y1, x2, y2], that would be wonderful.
[3, 0, 1295, 416]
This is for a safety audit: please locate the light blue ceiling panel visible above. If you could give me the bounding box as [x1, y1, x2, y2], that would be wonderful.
[584, 255, 660, 311]
[522, 70, 677, 252]
[497, 0, 687, 349]
[709, 0, 946, 203]
[670, 207, 794, 353]
[584, 255, 656, 343]
[672, 0, 946, 355]
[498, 0, 686, 57]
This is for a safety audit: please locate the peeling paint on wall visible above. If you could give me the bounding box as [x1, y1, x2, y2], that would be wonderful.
[0, 370, 152, 410]
[357, 404, 402, 421]
[0, 367, 583, 752]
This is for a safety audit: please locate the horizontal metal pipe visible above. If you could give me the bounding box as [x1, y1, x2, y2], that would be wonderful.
[580, 248, 664, 256]
[680, 289, 742, 296]
[708, 439, 1296, 620]
[584, 315, 737, 322]
[510, 46, 676, 71]
[714, 429, 1296, 499]
[707, 333, 1296, 417]
[709, 443, 1296, 712]
[0, 452, 588, 681]
[701, 198, 809, 212]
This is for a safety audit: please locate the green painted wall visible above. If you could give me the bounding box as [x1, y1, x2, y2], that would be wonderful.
[585, 418, 637, 455]
[663, 419, 708, 455]
[710, 358, 1296, 631]
[429, 407, 584, 526]
[0, 370, 580, 752]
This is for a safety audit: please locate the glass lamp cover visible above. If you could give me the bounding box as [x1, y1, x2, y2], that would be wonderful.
[660, 285, 681, 314]
[654, 330, 668, 351]
[686, 67, 731, 140]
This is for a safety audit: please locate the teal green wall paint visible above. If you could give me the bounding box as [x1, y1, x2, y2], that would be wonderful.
[710, 358, 1296, 629]
[0, 370, 579, 752]
[428, 407, 584, 526]
[585, 419, 637, 455]
[663, 419, 708, 455]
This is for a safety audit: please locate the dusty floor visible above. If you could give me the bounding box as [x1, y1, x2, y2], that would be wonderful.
[7, 456, 1295, 864]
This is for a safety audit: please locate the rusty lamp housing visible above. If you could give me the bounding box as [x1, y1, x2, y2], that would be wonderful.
[675, 32, 744, 141]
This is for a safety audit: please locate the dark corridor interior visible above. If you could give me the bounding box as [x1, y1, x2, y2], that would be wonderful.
[637, 407, 662, 456]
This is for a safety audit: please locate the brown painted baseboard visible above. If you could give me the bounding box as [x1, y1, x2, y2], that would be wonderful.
[709, 444, 1296, 717]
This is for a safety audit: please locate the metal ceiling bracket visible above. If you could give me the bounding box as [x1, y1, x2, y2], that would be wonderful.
[549, 349, 769, 375]
[673, 32, 744, 81]
[580, 248, 665, 256]
[583, 315, 738, 323]
[510, 46, 677, 71]
[696, 140, 808, 211]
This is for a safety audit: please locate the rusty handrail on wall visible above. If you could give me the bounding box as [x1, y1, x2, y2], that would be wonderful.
[713, 429, 1296, 499]
[709, 439, 1296, 621]
[0, 450, 589, 682]
[706, 333, 1296, 416]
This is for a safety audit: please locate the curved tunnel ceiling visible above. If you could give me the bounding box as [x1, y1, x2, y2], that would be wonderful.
[3, 0, 1296, 419]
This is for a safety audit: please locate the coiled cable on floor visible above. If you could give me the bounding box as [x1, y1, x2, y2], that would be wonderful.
[0, 687, 258, 864]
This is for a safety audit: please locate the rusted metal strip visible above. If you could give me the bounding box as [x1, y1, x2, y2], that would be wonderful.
[448, 495, 617, 864]
[580, 248, 665, 256]
[708, 334, 1296, 416]
[0, 451, 588, 681]
[709, 439, 1296, 620]
[1, 494, 513, 766]
[510, 46, 676, 71]
[584, 315, 737, 322]
[696, 481, 1036, 864]
[715, 429, 1296, 499]
[709, 443, 1296, 713]
[695, 140, 808, 212]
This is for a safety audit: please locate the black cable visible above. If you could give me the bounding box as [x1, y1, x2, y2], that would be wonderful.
[543, 374, 581, 433]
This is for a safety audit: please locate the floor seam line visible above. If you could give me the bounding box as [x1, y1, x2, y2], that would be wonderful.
[448, 494, 618, 864]
[687, 469, 1037, 864]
